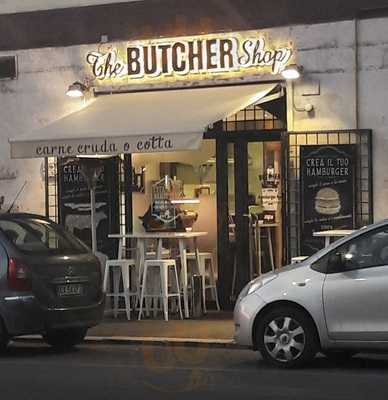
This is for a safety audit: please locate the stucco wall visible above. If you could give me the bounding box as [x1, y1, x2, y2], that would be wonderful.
[0, 45, 91, 213]
[288, 20, 357, 131]
[358, 18, 388, 221]
[0, 18, 385, 220]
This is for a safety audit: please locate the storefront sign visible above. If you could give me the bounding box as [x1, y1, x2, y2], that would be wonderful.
[300, 144, 356, 255]
[10, 132, 203, 159]
[58, 158, 119, 257]
[86, 32, 293, 83]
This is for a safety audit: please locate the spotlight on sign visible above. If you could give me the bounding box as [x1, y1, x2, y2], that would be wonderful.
[66, 81, 88, 98]
[281, 64, 303, 80]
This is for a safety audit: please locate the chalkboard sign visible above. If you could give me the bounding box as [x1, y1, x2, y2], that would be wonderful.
[300, 144, 356, 255]
[58, 158, 119, 258]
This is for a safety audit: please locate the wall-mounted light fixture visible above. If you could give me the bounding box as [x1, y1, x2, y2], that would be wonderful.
[282, 64, 315, 114]
[281, 64, 303, 80]
[66, 81, 88, 98]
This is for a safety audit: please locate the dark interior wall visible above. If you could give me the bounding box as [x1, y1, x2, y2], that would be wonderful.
[2, 0, 388, 51]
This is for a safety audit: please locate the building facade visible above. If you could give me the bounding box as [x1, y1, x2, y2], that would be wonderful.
[0, 0, 387, 306]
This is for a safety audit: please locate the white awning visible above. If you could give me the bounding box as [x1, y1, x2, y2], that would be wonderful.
[9, 83, 277, 159]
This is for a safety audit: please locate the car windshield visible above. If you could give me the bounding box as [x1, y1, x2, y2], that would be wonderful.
[0, 218, 88, 255]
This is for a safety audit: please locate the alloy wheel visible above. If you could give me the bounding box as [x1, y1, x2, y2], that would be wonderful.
[263, 316, 306, 363]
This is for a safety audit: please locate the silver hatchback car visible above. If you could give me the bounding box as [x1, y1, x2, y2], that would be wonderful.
[234, 219, 388, 368]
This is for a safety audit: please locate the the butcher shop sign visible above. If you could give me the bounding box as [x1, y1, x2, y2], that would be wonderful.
[86, 31, 293, 83]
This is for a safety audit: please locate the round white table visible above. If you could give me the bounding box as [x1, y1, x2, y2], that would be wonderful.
[312, 229, 355, 247]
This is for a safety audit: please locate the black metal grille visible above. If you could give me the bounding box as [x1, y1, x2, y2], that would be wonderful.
[118, 155, 126, 235]
[223, 104, 285, 132]
[46, 157, 58, 222]
[118, 154, 134, 258]
[285, 129, 373, 260]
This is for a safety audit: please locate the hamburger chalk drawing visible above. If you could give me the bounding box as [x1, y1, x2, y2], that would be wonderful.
[314, 188, 341, 215]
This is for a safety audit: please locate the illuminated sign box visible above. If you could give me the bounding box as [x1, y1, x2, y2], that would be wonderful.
[86, 31, 294, 85]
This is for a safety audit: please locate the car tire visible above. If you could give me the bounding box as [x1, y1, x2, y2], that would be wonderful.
[0, 319, 9, 352]
[44, 328, 87, 349]
[256, 306, 319, 368]
[323, 350, 358, 362]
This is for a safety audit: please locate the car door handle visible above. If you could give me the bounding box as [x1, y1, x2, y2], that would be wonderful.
[294, 281, 307, 287]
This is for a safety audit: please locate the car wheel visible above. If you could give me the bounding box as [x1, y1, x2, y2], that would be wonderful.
[44, 328, 87, 349]
[256, 306, 319, 368]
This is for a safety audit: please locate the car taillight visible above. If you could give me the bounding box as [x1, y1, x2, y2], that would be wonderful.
[8, 258, 32, 291]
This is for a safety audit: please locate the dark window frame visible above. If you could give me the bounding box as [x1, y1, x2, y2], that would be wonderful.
[285, 129, 373, 262]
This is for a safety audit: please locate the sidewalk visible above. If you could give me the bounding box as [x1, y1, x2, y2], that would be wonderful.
[17, 311, 239, 348]
[87, 311, 235, 347]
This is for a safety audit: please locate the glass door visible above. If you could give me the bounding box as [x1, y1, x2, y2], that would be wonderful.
[247, 141, 283, 275]
[218, 139, 283, 305]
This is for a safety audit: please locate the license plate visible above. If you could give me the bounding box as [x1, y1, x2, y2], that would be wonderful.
[57, 284, 84, 297]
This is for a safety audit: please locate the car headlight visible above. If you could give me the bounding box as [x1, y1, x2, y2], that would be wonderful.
[247, 280, 263, 295]
[237, 274, 278, 301]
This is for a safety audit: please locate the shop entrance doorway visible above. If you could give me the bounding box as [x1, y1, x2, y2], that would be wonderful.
[211, 86, 287, 309]
[215, 134, 284, 308]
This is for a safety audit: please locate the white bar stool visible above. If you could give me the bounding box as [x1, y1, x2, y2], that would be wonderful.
[186, 252, 220, 312]
[103, 258, 138, 320]
[138, 259, 183, 321]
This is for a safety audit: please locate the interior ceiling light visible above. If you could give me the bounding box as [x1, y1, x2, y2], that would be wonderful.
[66, 81, 87, 98]
[281, 64, 303, 80]
[171, 199, 200, 204]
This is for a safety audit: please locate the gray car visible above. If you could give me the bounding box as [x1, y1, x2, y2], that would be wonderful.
[0, 213, 104, 350]
[234, 219, 388, 368]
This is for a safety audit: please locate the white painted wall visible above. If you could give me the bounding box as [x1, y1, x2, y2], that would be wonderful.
[289, 20, 357, 131]
[358, 18, 388, 221]
[0, 0, 143, 14]
[0, 18, 386, 221]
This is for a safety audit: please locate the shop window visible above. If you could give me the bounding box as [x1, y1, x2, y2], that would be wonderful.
[223, 104, 285, 132]
[46, 156, 130, 253]
[285, 130, 373, 260]
[222, 89, 286, 133]
[131, 141, 218, 258]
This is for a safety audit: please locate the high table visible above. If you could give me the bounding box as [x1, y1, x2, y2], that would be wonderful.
[313, 229, 355, 247]
[108, 231, 208, 318]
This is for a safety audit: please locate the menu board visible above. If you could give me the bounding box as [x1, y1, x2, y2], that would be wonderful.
[300, 144, 356, 255]
[262, 187, 279, 211]
[58, 158, 119, 257]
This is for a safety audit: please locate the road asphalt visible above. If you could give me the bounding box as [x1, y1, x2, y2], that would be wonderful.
[1, 341, 388, 400]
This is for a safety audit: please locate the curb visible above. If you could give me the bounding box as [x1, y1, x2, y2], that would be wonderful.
[14, 335, 245, 350]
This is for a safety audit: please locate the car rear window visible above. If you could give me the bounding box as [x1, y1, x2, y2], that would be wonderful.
[0, 218, 89, 255]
